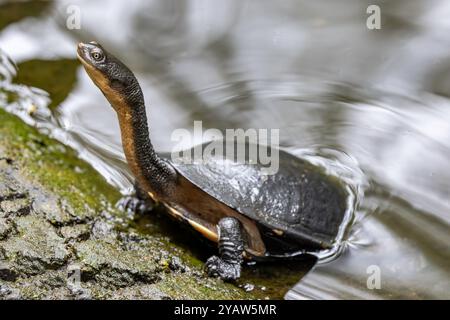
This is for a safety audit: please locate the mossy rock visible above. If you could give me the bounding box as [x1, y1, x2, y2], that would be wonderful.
[0, 108, 256, 300]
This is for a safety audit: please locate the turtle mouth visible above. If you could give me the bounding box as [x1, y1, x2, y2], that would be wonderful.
[76, 42, 89, 65]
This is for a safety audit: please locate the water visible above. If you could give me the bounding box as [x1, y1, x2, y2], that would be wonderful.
[0, 0, 449, 299]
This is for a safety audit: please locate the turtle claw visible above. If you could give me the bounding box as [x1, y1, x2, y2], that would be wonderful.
[205, 255, 241, 281]
[116, 196, 153, 215]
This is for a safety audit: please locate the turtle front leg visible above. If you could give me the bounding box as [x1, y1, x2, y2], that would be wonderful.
[205, 217, 244, 281]
[117, 182, 155, 215]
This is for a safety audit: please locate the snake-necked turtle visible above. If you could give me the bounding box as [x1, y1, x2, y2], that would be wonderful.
[77, 41, 348, 280]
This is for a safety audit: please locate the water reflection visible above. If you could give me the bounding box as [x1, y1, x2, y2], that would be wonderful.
[0, 0, 449, 299]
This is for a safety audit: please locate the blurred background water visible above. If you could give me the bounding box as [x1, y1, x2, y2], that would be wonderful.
[0, 0, 449, 299]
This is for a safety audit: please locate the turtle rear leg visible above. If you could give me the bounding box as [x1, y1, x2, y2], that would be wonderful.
[117, 182, 155, 215]
[205, 217, 244, 281]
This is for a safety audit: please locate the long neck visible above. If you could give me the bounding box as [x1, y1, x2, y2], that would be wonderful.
[115, 98, 176, 198]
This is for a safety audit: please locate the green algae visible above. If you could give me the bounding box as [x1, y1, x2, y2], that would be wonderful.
[13, 59, 79, 110]
[0, 0, 51, 32]
[0, 108, 121, 215]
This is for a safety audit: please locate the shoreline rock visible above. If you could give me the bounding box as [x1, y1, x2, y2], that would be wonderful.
[0, 108, 255, 300]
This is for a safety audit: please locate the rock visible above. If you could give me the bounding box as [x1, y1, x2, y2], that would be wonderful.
[74, 240, 161, 287]
[0, 260, 18, 281]
[32, 196, 73, 225]
[0, 109, 258, 299]
[108, 284, 170, 300]
[154, 273, 249, 300]
[5, 270, 68, 300]
[1, 215, 70, 275]
[0, 282, 21, 299]
[60, 224, 90, 242]
[0, 165, 27, 201]
[90, 219, 116, 241]
[0, 198, 31, 217]
[0, 218, 13, 239]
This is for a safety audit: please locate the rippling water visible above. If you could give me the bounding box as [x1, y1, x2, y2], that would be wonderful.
[0, 0, 449, 299]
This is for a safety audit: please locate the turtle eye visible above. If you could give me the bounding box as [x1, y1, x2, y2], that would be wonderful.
[91, 50, 104, 62]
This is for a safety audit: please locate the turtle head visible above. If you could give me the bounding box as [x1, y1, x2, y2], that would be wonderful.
[77, 41, 144, 113]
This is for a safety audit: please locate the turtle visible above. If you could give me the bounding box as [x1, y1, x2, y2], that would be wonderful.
[77, 41, 348, 280]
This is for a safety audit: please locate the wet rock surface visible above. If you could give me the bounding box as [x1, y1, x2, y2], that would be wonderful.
[0, 109, 253, 300]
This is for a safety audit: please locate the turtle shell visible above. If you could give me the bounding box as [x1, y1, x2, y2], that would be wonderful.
[163, 141, 348, 253]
